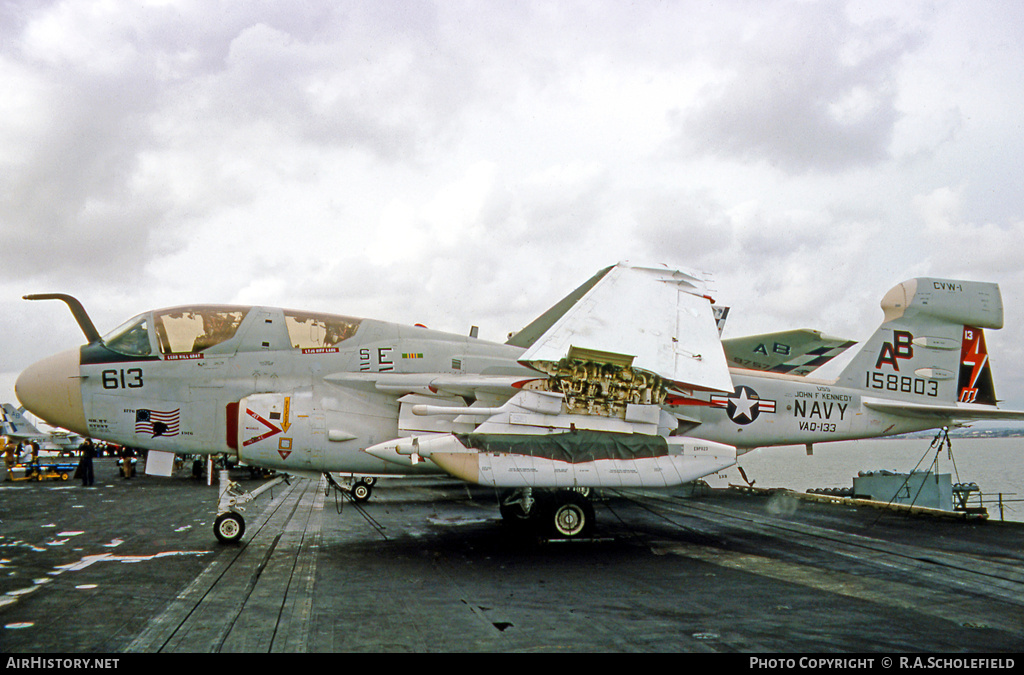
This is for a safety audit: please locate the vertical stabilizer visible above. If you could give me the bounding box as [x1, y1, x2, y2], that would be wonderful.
[1, 404, 44, 439]
[837, 278, 1003, 405]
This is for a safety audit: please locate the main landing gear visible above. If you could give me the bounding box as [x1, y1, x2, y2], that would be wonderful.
[499, 488, 596, 539]
[325, 474, 376, 503]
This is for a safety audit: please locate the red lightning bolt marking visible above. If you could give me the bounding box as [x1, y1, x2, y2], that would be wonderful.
[962, 330, 988, 390]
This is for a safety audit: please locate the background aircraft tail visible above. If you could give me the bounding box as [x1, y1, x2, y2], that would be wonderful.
[836, 278, 1004, 406]
[1, 403, 45, 439]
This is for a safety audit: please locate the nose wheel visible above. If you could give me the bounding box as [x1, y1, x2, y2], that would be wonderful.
[214, 511, 245, 544]
[213, 469, 290, 544]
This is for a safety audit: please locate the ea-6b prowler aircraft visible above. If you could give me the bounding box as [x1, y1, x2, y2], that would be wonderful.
[1, 403, 82, 452]
[15, 263, 1024, 543]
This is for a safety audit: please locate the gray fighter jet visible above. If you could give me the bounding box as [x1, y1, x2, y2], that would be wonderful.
[16, 264, 1024, 542]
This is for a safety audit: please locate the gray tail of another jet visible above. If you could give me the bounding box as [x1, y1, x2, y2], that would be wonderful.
[836, 278, 1004, 406]
[1, 403, 44, 438]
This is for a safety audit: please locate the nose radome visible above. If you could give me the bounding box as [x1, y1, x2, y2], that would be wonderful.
[15, 348, 88, 436]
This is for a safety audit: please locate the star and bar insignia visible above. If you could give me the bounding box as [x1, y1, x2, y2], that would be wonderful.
[710, 386, 776, 425]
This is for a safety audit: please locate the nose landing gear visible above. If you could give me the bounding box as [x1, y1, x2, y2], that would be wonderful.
[214, 469, 291, 543]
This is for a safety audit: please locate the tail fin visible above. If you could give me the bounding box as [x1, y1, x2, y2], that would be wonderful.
[837, 278, 1004, 405]
[1, 403, 44, 438]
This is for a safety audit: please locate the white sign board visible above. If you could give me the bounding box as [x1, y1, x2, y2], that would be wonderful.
[145, 450, 176, 477]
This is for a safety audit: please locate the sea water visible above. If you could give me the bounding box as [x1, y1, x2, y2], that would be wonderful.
[709, 436, 1024, 522]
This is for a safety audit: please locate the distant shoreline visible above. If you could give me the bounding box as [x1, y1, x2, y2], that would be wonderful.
[887, 428, 1024, 440]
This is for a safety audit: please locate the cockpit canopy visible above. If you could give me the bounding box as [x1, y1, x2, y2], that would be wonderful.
[102, 306, 363, 357]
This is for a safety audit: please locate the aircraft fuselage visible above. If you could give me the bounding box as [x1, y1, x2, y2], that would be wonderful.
[17, 272, 1020, 479]
[19, 304, 952, 475]
[678, 370, 948, 453]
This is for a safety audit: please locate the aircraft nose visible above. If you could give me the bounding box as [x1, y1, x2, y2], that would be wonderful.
[15, 348, 88, 435]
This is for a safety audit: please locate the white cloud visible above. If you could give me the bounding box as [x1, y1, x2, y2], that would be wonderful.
[2, 0, 1024, 411]
[675, 1, 915, 173]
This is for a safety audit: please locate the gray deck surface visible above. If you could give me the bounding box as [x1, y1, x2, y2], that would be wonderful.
[2, 458, 1023, 654]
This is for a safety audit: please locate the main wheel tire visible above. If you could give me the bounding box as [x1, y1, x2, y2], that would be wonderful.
[214, 512, 245, 543]
[351, 481, 372, 503]
[550, 491, 594, 538]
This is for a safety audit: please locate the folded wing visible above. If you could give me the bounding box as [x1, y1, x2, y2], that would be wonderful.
[365, 262, 738, 489]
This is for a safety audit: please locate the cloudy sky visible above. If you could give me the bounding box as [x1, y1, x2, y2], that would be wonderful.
[3, 0, 1024, 419]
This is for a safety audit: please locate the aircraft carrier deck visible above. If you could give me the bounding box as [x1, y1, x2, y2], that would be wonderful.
[2, 458, 1024, 657]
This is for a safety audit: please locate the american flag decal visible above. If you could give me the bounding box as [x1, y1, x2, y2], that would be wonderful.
[136, 408, 180, 438]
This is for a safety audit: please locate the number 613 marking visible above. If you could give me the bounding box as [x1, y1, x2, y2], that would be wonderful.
[102, 368, 144, 390]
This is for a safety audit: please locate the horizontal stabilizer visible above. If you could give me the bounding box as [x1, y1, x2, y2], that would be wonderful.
[861, 397, 1024, 421]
